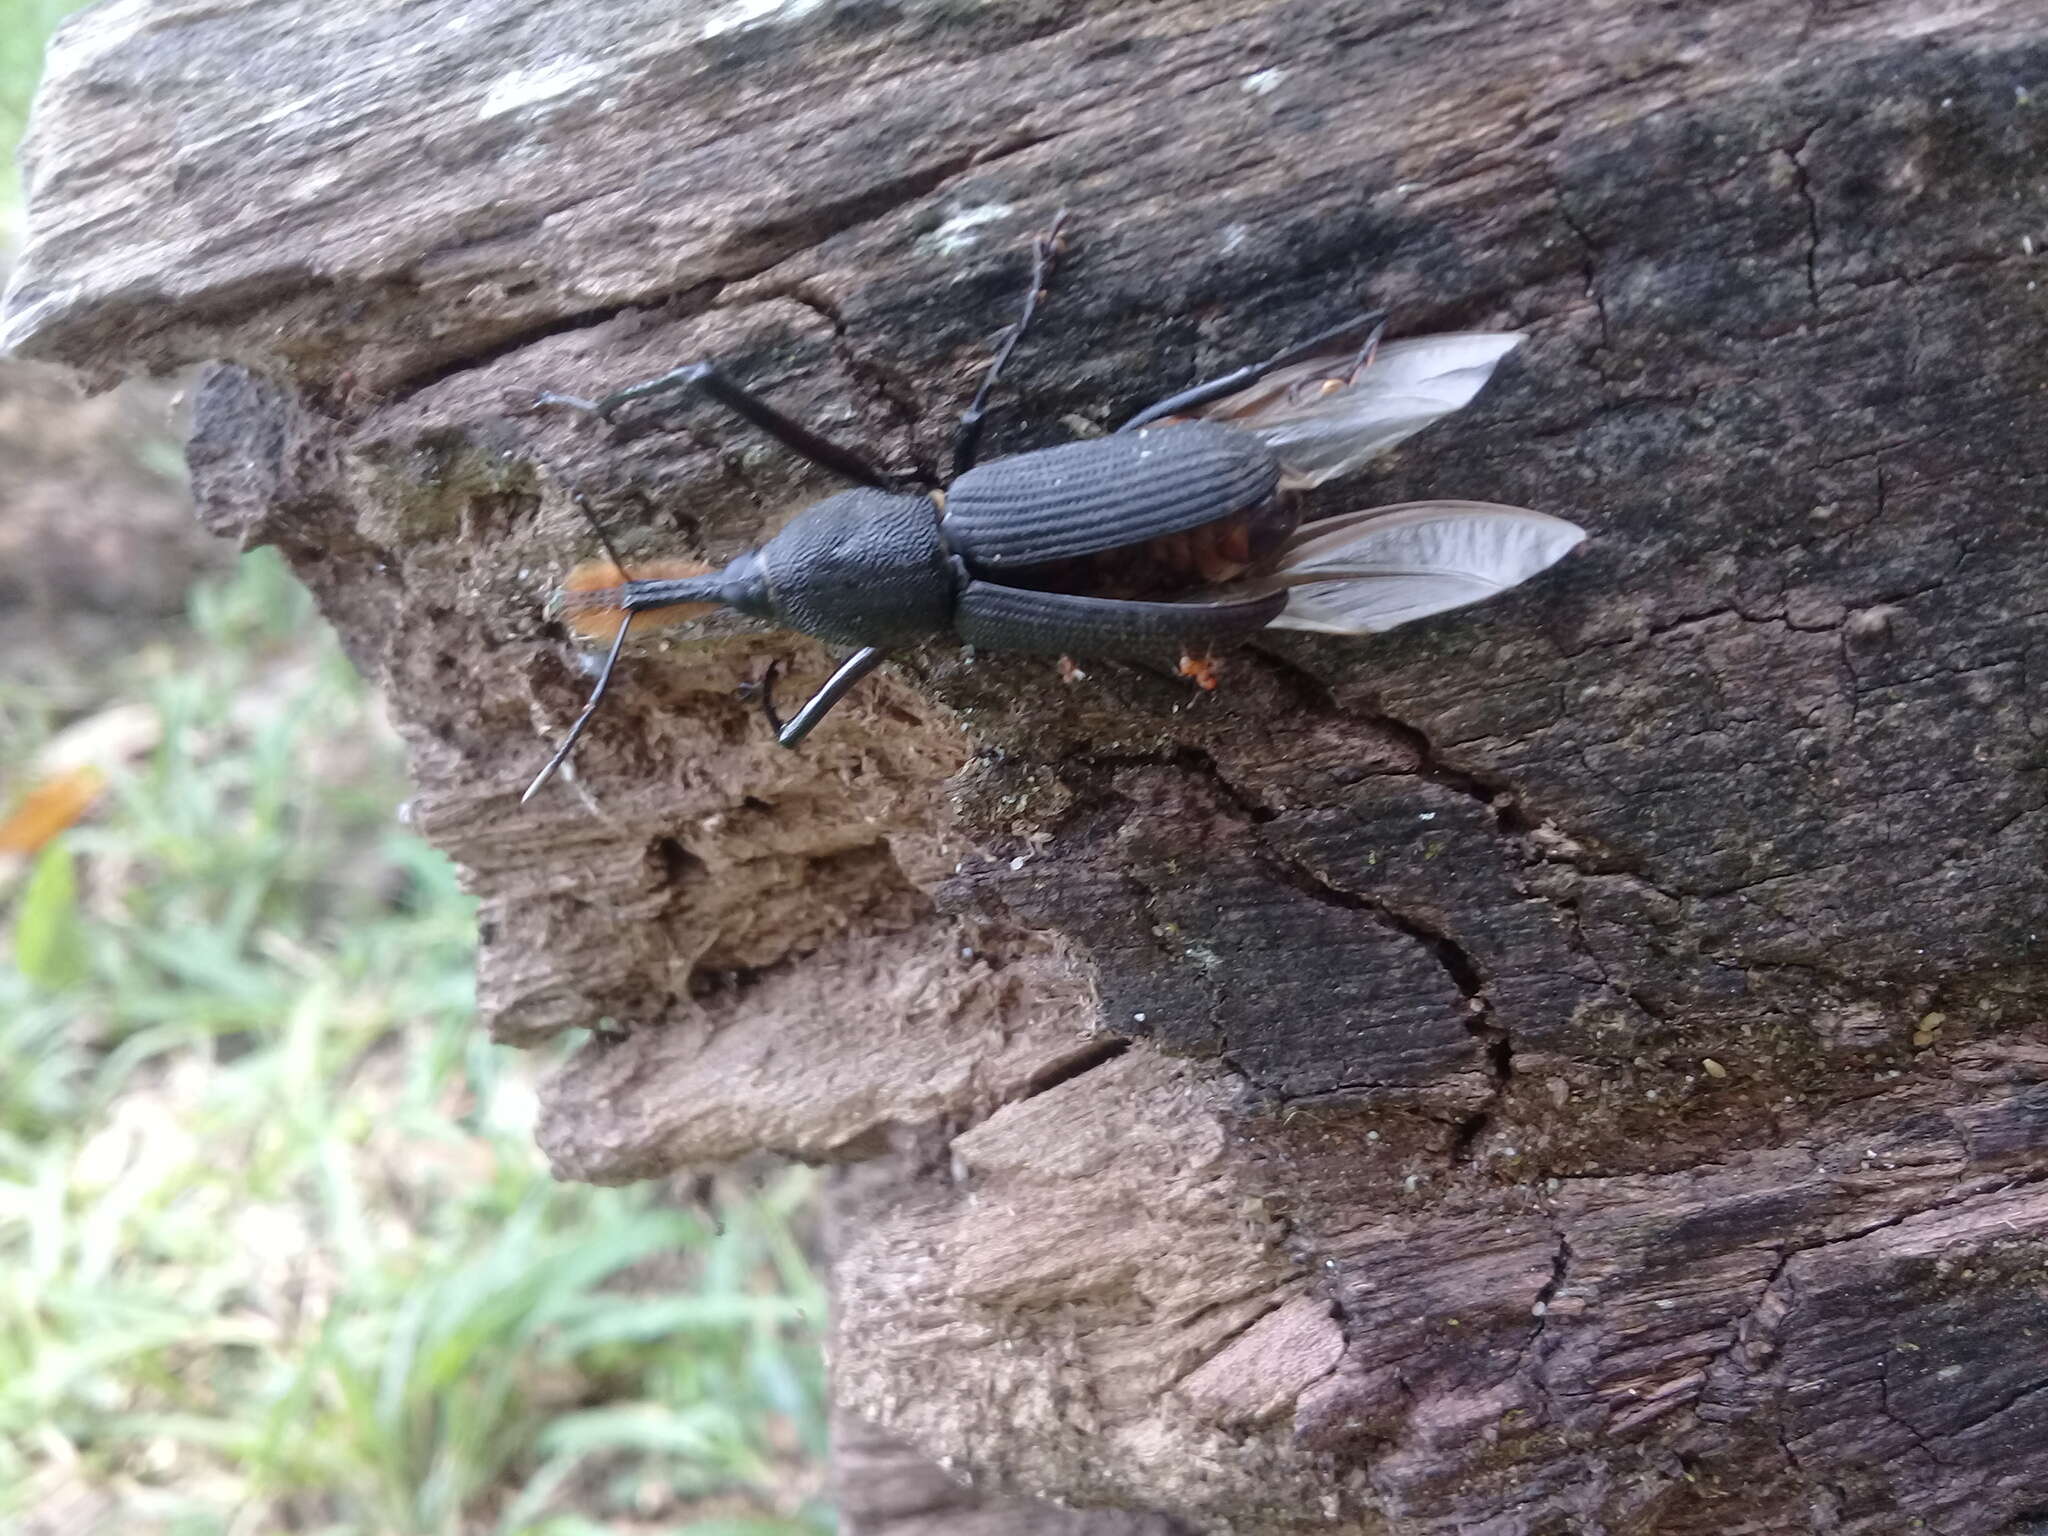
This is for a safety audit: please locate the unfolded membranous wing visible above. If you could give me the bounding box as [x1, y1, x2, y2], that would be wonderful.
[1227, 500, 1586, 634]
[1198, 332, 1527, 489]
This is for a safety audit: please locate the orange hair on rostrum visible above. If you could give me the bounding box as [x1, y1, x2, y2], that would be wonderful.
[559, 559, 718, 642]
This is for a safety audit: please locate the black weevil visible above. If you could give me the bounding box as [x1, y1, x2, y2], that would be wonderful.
[523, 215, 1582, 799]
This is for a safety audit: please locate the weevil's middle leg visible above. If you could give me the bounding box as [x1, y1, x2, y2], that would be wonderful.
[1280, 318, 1390, 406]
[538, 361, 897, 491]
[768, 647, 889, 748]
[951, 209, 1071, 479]
[1119, 309, 1391, 432]
[1337, 320, 1388, 384]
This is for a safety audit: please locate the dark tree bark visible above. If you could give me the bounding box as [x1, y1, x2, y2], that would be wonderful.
[8, 1, 2047, 1531]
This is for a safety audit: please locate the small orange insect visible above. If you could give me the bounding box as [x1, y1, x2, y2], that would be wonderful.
[1177, 653, 1223, 691]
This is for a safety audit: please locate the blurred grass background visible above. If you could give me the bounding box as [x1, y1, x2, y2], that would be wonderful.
[0, 0, 74, 235]
[1, 3, 831, 1531]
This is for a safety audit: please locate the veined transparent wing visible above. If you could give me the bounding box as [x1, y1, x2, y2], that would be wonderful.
[1198, 332, 1526, 488]
[1228, 500, 1585, 634]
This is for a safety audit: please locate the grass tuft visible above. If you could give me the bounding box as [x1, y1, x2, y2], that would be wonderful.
[1, 550, 829, 1534]
[0, 0, 85, 243]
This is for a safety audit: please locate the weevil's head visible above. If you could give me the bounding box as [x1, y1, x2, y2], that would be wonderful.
[558, 553, 770, 642]
[558, 486, 955, 650]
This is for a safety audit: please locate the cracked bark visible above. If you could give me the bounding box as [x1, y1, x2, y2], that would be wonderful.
[7, 0, 2048, 1532]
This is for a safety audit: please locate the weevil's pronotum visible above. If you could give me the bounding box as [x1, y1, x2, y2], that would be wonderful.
[523, 215, 1584, 799]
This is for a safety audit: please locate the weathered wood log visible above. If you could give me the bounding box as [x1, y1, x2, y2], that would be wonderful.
[9, 0, 2047, 1530]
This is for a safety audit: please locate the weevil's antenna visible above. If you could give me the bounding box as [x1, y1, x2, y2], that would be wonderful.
[1340, 315, 1390, 384]
[952, 208, 1071, 479]
[522, 614, 633, 803]
[572, 490, 627, 571]
[523, 490, 634, 804]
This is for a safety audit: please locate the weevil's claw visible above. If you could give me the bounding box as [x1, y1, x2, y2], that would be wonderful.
[533, 389, 602, 413]
[520, 757, 564, 804]
[521, 731, 584, 802]
[739, 660, 786, 734]
[534, 390, 629, 430]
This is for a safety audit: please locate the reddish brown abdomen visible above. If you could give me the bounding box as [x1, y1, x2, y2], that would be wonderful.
[992, 490, 1301, 601]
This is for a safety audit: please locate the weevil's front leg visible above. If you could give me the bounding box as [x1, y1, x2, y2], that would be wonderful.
[538, 361, 897, 491]
[951, 209, 1070, 479]
[1119, 310, 1390, 432]
[521, 613, 636, 803]
[765, 647, 889, 748]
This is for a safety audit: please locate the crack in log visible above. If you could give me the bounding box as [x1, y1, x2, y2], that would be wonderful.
[1061, 742, 1514, 1121]
[1552, 182, 1614, 381]
[1053, 689, 1554, 1140]
[1569, 568, 1956, 657]
[382, 126, 1072, 409]
[1175, 746, 1495, 1000]
[1833, 248, 2032, 294]
[1950, 1370, 2048, 1453]
[1709, 1169, 2048, 1395]
[1187, 748, 1517, 1142]
[755, 278, 939, 482]
[1878, 1351, 1951, 1469]
[1784, 121, 1828, 315]
[1161, 1287, 1322, 1399]
[385, 278, 731, 406]
[1259, 843, 1491, 1014]
[1517, 1225, 1574, 1417]
[1807, 429, 1950, 473]
[1247, 646, 1535, 837]
[1345, 691, 1535, 839]
[1016, 1036, 1132, 1102]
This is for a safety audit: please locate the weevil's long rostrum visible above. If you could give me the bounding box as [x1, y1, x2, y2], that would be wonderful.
[523, 214, 1585, 801]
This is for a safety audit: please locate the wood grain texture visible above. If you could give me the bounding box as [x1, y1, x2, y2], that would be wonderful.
[8, 0, 2047, 1529]
[832, 1403, 1195, 1536]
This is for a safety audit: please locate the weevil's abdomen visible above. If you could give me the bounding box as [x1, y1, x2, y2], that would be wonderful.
[757, 487, 955, 647]
[992, 496, 1302, 601]
[942, 420, 1285, 574]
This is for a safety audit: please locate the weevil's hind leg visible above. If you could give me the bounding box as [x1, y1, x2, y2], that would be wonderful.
[522, 614, 636, 803]
[1118, 310, 1390, 432]
[951, 210, 1071, 479]
[956, 580, 1288, 655]
[773, 647, 889, 748]
[1332, 321, 1387, 389]
[538, 361, 897, 491]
